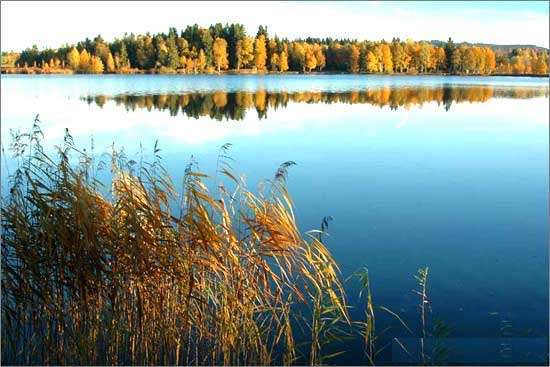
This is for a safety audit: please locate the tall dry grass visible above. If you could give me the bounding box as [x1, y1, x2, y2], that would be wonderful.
[1, 119, 450, 365]
[1, 120, 349, 365]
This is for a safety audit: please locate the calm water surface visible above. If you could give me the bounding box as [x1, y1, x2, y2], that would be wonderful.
[1, 74, 548, 364]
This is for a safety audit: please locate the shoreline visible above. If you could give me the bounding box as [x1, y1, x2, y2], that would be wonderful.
[1, 67, 548, 78]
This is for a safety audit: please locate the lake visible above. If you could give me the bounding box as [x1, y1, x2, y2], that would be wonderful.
[1, 74, 549, 364]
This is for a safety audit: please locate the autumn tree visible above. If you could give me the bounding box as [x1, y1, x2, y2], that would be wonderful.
[313, 44, 326, 71]
[451, 47, 463, 74]
[484, 48, 496, 74]
[185, 57, 195, 73]
[89, 56, 104, 74]
[512, 55, 526, 74]
[473, 47, 486, 74]
[434, 47, 446, 72]
[418, 43, 433, 73]
[106, 52, 115, 72]
[94, 37, 111, 66]
[279, 48, 289, 72]
[290, 42, 306, 72]
[236, 36, 254, 70]
[212, 37, 229, 72]
[392, 41, 408, 72]
[374, 44, 384, 72]
[463, 47, 476, 74]
[270, 53, 279, 71]
[79, 49, 91, 71]
[254, 35, 267, 71]
[366, 51, 379, 73]
[196, 49, 207, 72]
[532, 53, 548, 74]
[268, 38, 278, 71]
[67, 47, 80, 70]
[304, 43, 317, 72]
[380, 43, 393, 73]
[349, 44, 360, 73]
[178, 55, 187, 71]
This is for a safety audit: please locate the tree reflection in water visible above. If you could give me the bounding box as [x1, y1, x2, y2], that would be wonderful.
[83, 85, 549, 121]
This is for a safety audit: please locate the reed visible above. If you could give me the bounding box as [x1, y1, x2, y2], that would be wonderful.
[413, 267, 450, 366]
[1, 122, 349, 365]
[1, 120, 453, 366]
[415, 267, 430, 365]
[355, 267, 377, 365]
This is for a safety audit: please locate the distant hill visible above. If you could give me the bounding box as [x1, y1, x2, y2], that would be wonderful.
[428, 40, 548, 53]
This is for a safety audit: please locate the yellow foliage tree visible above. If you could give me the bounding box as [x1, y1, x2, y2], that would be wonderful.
[533, 55, 548, 74]
[212, 38, 229, 73]
[106, 52, 115, 73]
[67, 47, 80, 71]
[366, 51, 379, 73]
[268, 38, 278, 71]
[254, 35, 267, 71]
[304, 44, 317, 72]
[484, 48, 496, 75]
[291, 42, 306, 72]
[349, 44, 360, 73]
[512, 56, 526, 74]
[313, 44, 326, 71]
[374, 44, 384, 71]
[79, 49, 91, 71]
[279, 49, 289, 72]
[463, 48, 477, 74]
[179, 55, 187, 71]
[270, 53, 279, 71]
[434, 47, 446, 72]
[236, 36, 254, 70]
[392, 43, 411, 72]
[381, 44, 393, 73]
[196, 50, 207, 72]
[186, 57, 195, 73]
[473, 47, 486, 74]
[89, 56, 104, 74]
[418, 43, 433, 73]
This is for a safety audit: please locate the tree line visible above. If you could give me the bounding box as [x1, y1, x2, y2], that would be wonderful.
[5, 23, 549, 75]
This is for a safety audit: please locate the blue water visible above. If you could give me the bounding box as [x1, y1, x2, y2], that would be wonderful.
[1, 74, 548, 364]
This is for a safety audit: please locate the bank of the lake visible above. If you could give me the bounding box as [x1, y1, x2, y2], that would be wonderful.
[2, 66, 549, 77]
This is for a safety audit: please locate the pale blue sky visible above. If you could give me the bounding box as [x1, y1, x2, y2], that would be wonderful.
[1, 1, 548, 51]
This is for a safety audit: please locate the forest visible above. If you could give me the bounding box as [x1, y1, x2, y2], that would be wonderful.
[1, 23, 549, 75]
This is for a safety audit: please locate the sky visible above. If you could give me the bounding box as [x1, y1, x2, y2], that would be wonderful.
[1, 1, 549, 51]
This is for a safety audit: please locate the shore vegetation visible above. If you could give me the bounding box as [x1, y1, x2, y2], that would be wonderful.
[1, 24, 548, 75]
